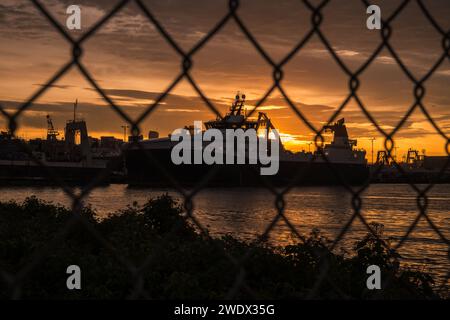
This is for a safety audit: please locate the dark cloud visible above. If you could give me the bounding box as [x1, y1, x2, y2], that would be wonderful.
[33, 83, 74, 89]
[101, 89, 222, 104]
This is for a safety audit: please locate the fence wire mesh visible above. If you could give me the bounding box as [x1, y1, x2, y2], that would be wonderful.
[0, 0, 449, 299]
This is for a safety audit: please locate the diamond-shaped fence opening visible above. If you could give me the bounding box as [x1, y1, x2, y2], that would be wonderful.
[0, 0, 449, 299]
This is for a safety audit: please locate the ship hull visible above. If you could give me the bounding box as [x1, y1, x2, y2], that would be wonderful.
[125, 149, 369, 187]
[0, 160, 109, 185]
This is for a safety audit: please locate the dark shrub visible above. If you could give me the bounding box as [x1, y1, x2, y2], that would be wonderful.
[0, 196, 443, 299]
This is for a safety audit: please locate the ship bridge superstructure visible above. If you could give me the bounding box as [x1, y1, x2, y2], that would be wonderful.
[320, 118, 366, 164]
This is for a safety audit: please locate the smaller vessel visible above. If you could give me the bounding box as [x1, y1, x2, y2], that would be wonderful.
[0, 102, 119, 185]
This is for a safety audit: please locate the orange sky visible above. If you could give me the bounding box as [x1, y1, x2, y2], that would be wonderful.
[0, 0, 449, 159]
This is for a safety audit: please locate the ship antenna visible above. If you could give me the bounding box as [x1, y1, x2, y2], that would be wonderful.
[73, 99, 78, 122]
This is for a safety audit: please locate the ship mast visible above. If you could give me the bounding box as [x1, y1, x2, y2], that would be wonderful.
[73, 99, 78, 122]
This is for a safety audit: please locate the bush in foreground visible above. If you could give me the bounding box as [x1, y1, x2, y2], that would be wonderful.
[0, 195, 443, 299]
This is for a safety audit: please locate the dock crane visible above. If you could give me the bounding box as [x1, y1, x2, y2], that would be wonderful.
[376, 150, 389, 165]
[46, 114, 59, 141]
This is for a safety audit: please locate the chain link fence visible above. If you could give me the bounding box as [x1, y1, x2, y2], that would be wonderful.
[0, 0, 449, 299]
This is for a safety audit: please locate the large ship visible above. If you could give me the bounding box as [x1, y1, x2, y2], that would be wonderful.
[124, 93, 369, 186]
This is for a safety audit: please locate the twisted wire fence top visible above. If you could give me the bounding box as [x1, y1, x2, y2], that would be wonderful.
[0, 0, 448, 299]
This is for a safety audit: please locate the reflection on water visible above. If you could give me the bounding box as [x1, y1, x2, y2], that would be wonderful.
[1, 184, 449, 284]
